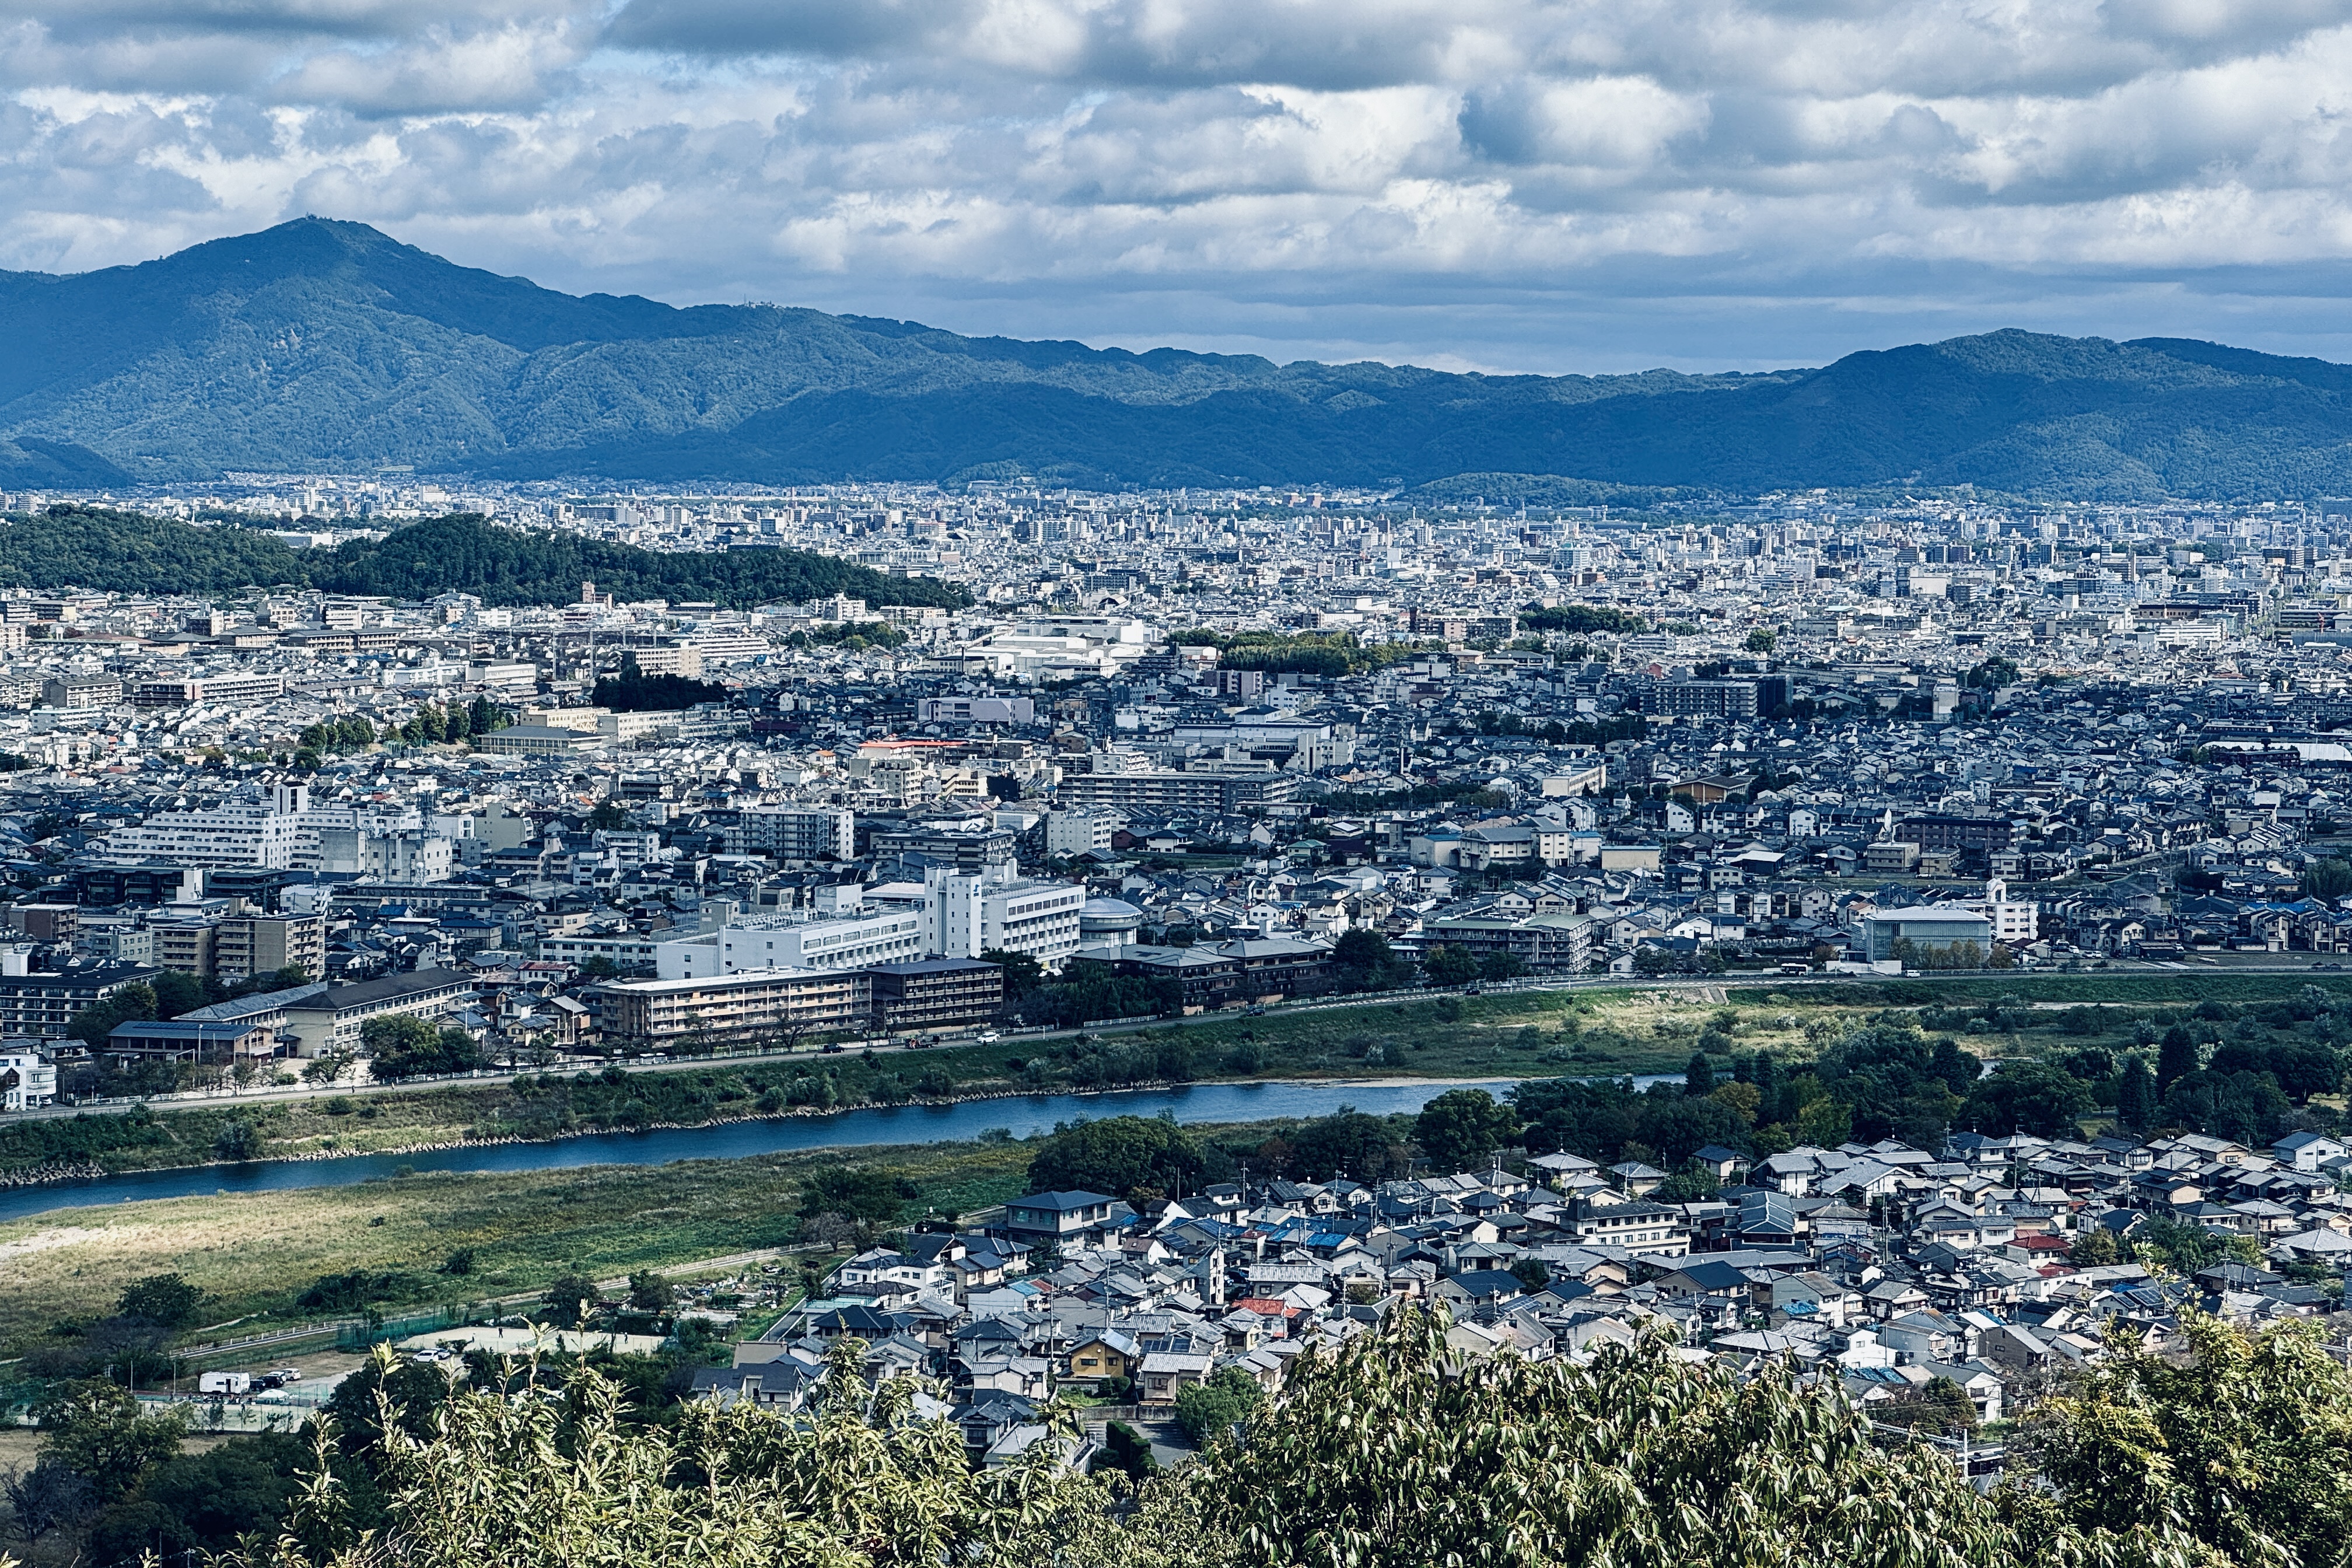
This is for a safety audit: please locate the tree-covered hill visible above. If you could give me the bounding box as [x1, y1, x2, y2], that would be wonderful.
[10, 219, 2352, 498]
[0, 508, 968, 609]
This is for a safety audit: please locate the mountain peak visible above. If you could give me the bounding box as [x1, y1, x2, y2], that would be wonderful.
[2, 220, 2349, 499]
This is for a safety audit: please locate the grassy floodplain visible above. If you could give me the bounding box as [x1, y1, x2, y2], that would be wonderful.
[8, 968, 2350, 1354]
[0, 1139, 1032, 1352]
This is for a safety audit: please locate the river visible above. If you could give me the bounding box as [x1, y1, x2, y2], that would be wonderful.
[0, 1074, 1675, 1223]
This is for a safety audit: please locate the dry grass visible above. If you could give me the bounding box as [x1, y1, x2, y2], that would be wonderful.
[0, 1139, 1031, 1353]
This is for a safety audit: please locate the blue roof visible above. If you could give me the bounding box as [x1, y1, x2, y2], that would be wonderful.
[1012, 1191, 1118, 1211]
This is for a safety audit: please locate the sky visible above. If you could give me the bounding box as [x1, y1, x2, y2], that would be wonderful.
[8, 0, 2352, 374]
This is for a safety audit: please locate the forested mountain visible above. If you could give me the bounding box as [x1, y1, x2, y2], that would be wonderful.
[0, 509, 968, 609]
[8, 218, 2352, 498]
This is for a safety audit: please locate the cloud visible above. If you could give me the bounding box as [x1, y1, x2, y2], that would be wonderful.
[4, 0, 2352, 372]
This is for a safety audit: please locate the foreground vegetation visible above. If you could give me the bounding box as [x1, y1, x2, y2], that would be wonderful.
[10, 1302, 2345, 1568]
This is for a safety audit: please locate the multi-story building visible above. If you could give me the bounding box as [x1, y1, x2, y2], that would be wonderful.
[40, 676, 121, 709]
[0, 1044, 56, 1110]
[725, 806, 855, 862]
[1044, 810, 1118, 858]
[99, 786, 459, 879]
[104, 1019, 282, 1065]
[281, 969, 477, 1058]
[1058, 769, 1296, 814]
[1572, 1198, 1690, 1256]
[132, 674, 288, 707]
[535, 932, 664, 971]
[925, 873, 1084, 967]
[1065, 937, 1333, 1009]
[1420, 913, 1592, 974]
[101, 786, 312, 869]
[869, 825, 1017, 874]
[867, 957, 1005, 1032]
[656, 908, 928, 978]
[152, 918, 216, 978]
[590, 967, 873, 1050]
[212, 914, 327, 982]
[0, 961, 164, 1040]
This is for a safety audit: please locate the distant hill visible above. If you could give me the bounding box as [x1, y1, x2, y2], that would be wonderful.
[0, 509, 970, 609]
[7, 218, 2352, 499]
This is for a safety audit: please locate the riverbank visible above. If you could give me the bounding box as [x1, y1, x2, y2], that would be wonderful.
[0, 1073, 1518, 1189]
[0, 984, 1706, 1183]
[0, 1079, 1524, 1226]
[0, 1087, 1488, 1353]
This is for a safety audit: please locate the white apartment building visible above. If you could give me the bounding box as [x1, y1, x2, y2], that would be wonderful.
[0, 1045, 56, 1110]
[102, 785, 461, 880]
[103, 785, 312, 868]
[726, 806, 856, 862]
[1947, 879, 2040, 944]
[655, 908, 928, 979]
[1045, 808, 1118, 858]
[925, 871, 1085, 967]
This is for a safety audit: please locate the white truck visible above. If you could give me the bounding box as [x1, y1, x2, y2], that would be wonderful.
[197, 1371, 251, 1396]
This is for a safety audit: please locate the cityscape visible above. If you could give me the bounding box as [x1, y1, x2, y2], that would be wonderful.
[0, 468, 2344, 1563]
[5, 0, 2352, 1559]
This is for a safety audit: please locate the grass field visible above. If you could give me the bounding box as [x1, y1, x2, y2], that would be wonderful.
[0, 1138, 1034, 1353]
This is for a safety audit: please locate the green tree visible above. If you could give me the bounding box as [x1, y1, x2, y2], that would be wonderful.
[1330, 929, 1402, 992]
[1961, 1057, 2095, 1138]
[2068, 1227, 2120, 1266]
[542, 1273, 600, 1329]
[2304, 858, 2352, 900]
[2024, 1312, 2352, 1568]
[1744, 628, 1777, 653]
[587, 799, 628, 831]
[1174, 1365, 1265, 1445]
[67, 981, 158, 1047]
[1288, 1108, 1409, 1182]
[362, 1014, 482, 1081]
[798, 1166, 922, 1227]
[2115, 1052, 2158, 1130]
[2157, 1024, 2201, 1090]
[1684, 1051, 1715, 1097]
[1475, 949, 1527, 982]
[626, 1270, 676, 1312]
[1027, 1115, 1212, 1204]
[31, 1380, 186, 1498]
[1218, 1304, 2025, 1568]
[1422, 944, 1478, 987]
[88, 1431, 306, 1565]
[1877, 1376, 1978, 1436]
[116, 1272, 203, 1328]
[1094, 1419, 1160, 1484]
[982, 947, 1045, 1000]
[1413, 1088, 1516, 1174]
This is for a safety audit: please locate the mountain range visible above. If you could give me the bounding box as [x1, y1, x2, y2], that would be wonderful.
[6, 218, 2352, 501]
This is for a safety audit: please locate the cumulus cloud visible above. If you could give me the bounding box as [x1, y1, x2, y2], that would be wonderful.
[5, 0, 2352, 370]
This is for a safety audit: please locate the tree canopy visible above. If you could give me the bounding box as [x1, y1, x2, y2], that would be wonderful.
[1027, 1115, 1213, 1204]
[200, 1308, 2328, 1568]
